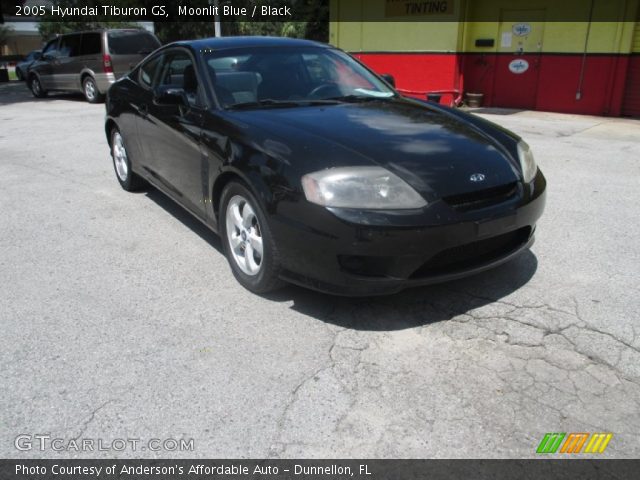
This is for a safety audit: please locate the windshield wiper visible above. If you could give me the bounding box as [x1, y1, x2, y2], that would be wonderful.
[226, 99, 342, 110]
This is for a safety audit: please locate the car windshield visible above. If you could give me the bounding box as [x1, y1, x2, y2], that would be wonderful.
[203, 46, 396, 109]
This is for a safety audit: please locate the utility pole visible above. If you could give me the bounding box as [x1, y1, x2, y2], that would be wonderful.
[214, 0, 222, 37]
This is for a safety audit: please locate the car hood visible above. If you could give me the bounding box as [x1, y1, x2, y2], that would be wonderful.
[230, 98, 520, 199]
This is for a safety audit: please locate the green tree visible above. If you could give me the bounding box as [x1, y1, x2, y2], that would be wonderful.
[224, 0, 328, 41]
[0, 24, 14, 47]
[154, 22, 217, 44]
[153, 0, 217, 43]
[0, 24, 14, 62]
[38, 0, 140, 40]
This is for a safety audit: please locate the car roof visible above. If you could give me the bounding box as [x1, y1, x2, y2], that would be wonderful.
[171, 36, 331, 52]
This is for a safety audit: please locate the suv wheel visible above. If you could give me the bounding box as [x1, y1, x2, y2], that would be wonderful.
[110, 128, 145, 191]
[220, 182, 284, 294]
[29, 75, 47, 98]
[83, 76, 104, 103]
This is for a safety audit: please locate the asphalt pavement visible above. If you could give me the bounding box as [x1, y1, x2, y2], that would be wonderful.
[1, 81, 639, 458]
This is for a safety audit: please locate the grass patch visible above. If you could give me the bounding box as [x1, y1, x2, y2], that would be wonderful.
[9, 70, 18, 81]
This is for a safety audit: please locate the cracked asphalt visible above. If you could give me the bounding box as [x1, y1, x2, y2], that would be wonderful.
[1, 81, 639, 458]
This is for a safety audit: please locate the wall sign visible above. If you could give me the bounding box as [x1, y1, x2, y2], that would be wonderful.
[501, 32, 512, 48]
[512, 23, 532, 36]
[385, 0, 454, 17]
[509, 59, 530, 74]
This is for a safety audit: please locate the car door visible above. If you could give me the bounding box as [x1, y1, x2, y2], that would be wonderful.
[56, 33, 82, 90]
[139, 49, 208, 217]
[129, 53, 164, 179]
[78, 32, 103, 79]
[35, 38, 59, 90]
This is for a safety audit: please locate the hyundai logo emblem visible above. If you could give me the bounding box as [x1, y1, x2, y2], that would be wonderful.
[469, 173, 486, 182]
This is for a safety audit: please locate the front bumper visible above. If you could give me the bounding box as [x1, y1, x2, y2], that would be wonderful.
[270, 172, 546, 296]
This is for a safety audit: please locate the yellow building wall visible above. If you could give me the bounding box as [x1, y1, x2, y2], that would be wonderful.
[331, 21, 462, 52]
[331, 0, 640, 54]
[330, 0, 463, 51]
[632, 10, 640, 52]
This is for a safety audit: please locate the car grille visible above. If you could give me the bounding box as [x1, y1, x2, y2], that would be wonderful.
[443, 182, 518, 211]
[410, 227, 531, 278]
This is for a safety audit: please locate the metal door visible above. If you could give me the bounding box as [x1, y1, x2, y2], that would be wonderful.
[493, 9, 545, 109]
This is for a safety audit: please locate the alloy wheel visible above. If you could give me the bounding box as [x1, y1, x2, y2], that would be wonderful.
[112, 132, 129, 182]
[84, 78, 96, 102]
[31, 78, 41, 95]
[225, 195, 264, 276]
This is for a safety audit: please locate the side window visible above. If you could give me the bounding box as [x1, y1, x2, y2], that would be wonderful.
[42, 39, 59, 58]
[107, 31, 160, 55]
[158, 55, 189, 86]
[80, 33, 102, 56]
[157, 52, 203, 108]
[59, 34, 82, 58]
[138, 54, 162, 89]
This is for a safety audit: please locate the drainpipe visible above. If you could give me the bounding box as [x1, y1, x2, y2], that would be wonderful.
[576, 0, 595, 100]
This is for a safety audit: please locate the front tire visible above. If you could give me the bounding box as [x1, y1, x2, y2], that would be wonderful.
[110, 128, 145, 192]
[83, 76, 104, 103]
[29, 75, 47, 98]
[220, 182, 284, 294]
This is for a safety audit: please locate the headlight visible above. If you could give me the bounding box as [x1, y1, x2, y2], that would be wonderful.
[301, 166, 427, 209]
[517, 140, 538, 183]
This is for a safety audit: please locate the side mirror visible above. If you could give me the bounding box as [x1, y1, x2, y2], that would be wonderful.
[381, 73, 396, 88]
[41, 53, 53, 61]
[154, 86, 187, 106]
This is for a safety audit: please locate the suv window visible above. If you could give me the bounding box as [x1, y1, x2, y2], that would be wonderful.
[26, 50, 41, 62]
[42, 38, 60, 58]
[81, 32, 102, 55]
[107, 31, 160, 55]
[59, 33, 82, 58]
[138, 54, 162, 89]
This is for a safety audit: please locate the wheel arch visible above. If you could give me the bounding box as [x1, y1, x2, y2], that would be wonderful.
[27, 70, 40, 84]
[105, 118, 118, 146]
[79, 69, 96, 89]
[211, 168, 274, 224]
[212, 171, 248, 221]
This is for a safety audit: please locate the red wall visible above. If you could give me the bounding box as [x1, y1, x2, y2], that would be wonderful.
[355, 52, 631, 116]
[354, 53, 461, 105]
[622, 55, 640, 116]
[462, 53, 629, 116]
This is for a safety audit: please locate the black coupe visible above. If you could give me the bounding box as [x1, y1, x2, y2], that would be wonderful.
[105, 37, 546, 296]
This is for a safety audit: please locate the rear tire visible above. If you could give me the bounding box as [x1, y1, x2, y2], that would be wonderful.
[110, 127, 145, 192]
[220, 181, 284, 294]
[83, 76, 104, 103]
[29, 75, 47, 98]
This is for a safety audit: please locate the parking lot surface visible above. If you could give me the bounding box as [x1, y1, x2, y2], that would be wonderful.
[1, 82, 639, 458]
